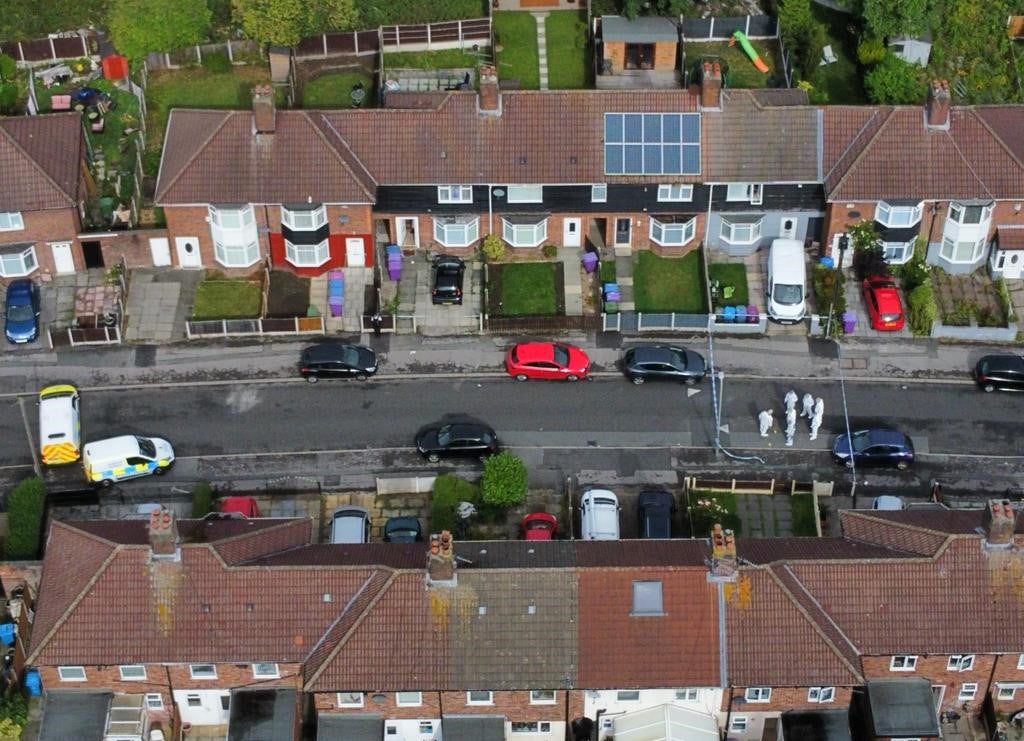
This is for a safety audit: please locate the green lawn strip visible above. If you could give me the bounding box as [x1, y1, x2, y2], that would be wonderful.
[790, 493, 819, 536]
[809, 2, 867, 104]
[303, 70, 374, 108]
[708, 262, 750, 306]
[684, 39, 777, 89]
[497, 262, 557, 315]
[633, 251, 706, 313]
[192, 279, 262, 320]
[356, 0, 486, 26]
[545, 11, 590, 89]
[599, 258, 617, 283]
[687, 489, 741, 537]
[384, 49, 480, 70]
[494, 12, 540, 90]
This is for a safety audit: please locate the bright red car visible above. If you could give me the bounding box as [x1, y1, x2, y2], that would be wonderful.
[862, 275, 905, 331]
[505, 342, 591, 381]
[520, 512, 558, 540]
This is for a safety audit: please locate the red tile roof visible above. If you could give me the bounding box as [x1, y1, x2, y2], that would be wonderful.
[997, 227, 1024, 249]
[0, 113, 83, 210]
[577, 567, 718, 688]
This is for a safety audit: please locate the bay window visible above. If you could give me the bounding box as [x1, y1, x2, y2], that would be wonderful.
[939, 236, 986, 263]
[649, 216, 696, 247]
[0, 244, 38, 277]
[875, 201, 923, 228]
[285, 238, 330, 268]
[720, 216, 762, 244]
[209, 205, 260, 268]
[948, 202, 992, 225]
[281, 204, 327, 231]
[502, 216, 548, 247]
[433, 216, 479, 247]
[882, 241, 913, 264]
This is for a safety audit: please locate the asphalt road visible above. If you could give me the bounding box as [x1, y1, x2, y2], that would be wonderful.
[1, 376, 1019, 496]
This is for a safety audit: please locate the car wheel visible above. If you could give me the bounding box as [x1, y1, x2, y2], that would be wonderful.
[306, 375, 319, 384]
[684, 377, 698, 386]
[631, 376, 645, 385]
[896, 460, 909, 470]
[427, 453, 440, 463]
[100, 479, 114, 488]
[566, 374, 580, 382]
[515, 373, 529, 382]
[983, 383, 995, 393]
[152, 467, 166, 476]
[355, 373, 368, 381]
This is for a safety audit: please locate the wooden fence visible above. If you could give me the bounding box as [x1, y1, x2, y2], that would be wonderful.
[0, 32, 97, 65]
[143, 39, 261, 71]
[683, 477, 834, 497]
[295, 18, 490, 59]
[185, 316, 325, 339]
[681, 14, 778, 41]
[295, 30, 382, 59]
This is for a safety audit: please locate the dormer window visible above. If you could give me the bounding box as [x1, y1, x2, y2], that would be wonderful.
[875, 201, 923, 228]
[438, 185, 473, 204]
[281, 205, 327, 231]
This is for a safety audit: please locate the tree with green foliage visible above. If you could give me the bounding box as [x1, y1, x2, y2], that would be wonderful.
[777, 0, 826, 82]
[862, 0, 928, 38]
[930, 0, 1015, 103]
[233, 0, 358, 46]
[0, 55, 16, 82]
[3, 477, 45, 560]
[108, 0, 212, 60]
[864, 52, 927, 104]
[480, 452, 527, 508]
[856, 38, 887, 67]
[0, 0, 109, 41]
[621, 0, 694, 20]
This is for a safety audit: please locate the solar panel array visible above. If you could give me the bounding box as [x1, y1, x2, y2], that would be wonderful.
[604, 113, 701, 176]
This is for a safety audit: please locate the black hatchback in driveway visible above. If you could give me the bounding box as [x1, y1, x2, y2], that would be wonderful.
[432, 255, 465, 305]
[622, 345, 706, 385]
[638, 489, 676, 538]
[831, 428, 914, 470]
[299, 343, 378, 382]
[974, 354, 1024, 392]
[415, 421, 498, 463]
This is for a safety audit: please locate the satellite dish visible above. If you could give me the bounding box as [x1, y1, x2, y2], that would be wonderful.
[492, 188, 506, 197]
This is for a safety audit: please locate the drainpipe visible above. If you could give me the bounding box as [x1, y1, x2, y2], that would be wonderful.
[703, 184, 715, 313]
[488, 185, 494, 238]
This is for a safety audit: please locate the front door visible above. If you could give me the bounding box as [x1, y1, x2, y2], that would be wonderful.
[174, 237, 202, 268]
[780, 217, 798, 240]
[149, 237, 171, 267]
[346, 237, 366, 267]
[49, 242, 75, 274]
[398, 218, 419, 249]
[615, 218, 631, 246]
[563, 218, 582, 248]
[1003, 250, 1023, 279]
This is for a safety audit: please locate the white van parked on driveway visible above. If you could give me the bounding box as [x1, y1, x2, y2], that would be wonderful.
[580, 489, 620, 540]
[766, 238, 807, 323]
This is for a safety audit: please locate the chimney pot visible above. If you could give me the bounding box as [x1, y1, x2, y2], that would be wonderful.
[926, 78, 950, 129]
[701, 61, 722, 110]
[148, 507, 179, 557]
[478, 64, 501, 115]
[983, 498, 1015, 547]
[252, 84, 276, 134]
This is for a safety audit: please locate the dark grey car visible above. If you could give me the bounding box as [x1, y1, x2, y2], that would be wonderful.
[638, 489, 676, 539]
[622, 345, 706, 385]
[432, 255, 465, 305]
[299, 343, 377, 382]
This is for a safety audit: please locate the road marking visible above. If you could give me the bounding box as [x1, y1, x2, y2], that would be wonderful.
[16, 396, 41, 478]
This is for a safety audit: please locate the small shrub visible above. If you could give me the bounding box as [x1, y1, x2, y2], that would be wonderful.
[482, 234, 505, 262]
[812, 263, 846, 334]
[857, 38, 887, 66]
[430, 474, 478, 533]
[995, 278, 1016, 322]
[201, 51, 232, 73]
[976, 305, 1002, 327]
[895, 239, 931, 291]
[541, 244, 558, 259]
[480, 452, 528, 508]
[852, 244, 889, 281]
[945, 298, 974, 326]
[191, 482, 213, 517]
[3, 477, 46, 560]
[0, 83, 18, 115]
[906, 281, 937, 336]
[0, 54, 15, 82]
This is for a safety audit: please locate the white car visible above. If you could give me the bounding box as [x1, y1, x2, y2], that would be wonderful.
[580, 489, 620, 540]
[872, 495, 905, 511]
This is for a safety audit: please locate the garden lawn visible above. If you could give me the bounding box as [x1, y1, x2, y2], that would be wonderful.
[790, 493, 819, 536]
[192, 278, 262, 320]
[303, 70, 374, 108]
[384, 49, 481, 69]
[686, 489, 741, 537]
[545, 11, 590, 89]
[633, 251, 706, 313]
[356, 0, 486, 26]
[494, 12, 540, 90]
[496, 262, 557, 315]
[683, 39, 779, 88]
[810, 3, 867, 104]
[708, 262, 750, 306]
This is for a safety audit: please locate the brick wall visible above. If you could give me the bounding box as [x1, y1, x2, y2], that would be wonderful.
[861, 653, 995, 713]
[91, 228, 172, 269]
[314, 690, 443, 716]
[653, 41, 677, 70]
[723, 685, 853, 713]
[991, 652, 1024, 713]
[0, 208, 82, 280]
[314, 689, 572, 722]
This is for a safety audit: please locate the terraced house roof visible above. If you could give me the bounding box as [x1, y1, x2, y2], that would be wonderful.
[0, 113, 83, 211]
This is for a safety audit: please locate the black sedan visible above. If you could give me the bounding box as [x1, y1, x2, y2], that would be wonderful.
[831, 428, 915, 470]
[299, 343, 378, 382]
[621, 345, 706, 385]
[638, 489, 676, 539]
[415, 421, 498, 463]
[432, 255, 465, 305]
[383, 516, 423, 543]
[974, 354, 1024, 392]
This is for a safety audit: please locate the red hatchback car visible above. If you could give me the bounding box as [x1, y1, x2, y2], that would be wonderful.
[862, 275, 906, 331]
[505, 342, 591, 381]
[520, 512, 558, 540]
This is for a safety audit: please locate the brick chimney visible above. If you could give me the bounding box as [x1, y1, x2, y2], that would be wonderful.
[707, 523, 737, 581]
[925, 79, 950, 130]
[700, 61, 722, 111]
[477, 65, 501, 116]
[252, 84, 276, 134]
[149, 507, 179, 557]
[426, 530, 457, 586]
[983, 499, 1016, 547]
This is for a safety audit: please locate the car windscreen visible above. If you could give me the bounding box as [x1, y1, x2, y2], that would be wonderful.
[772, 284, 803, 305]
[553, 345, 570, 366]
[135, 436, 157, 458]
[593, 497, 616, 507]
[850, 431, 871, 453]
[7, 302, 35, 321]
[339, 346, 359, 365]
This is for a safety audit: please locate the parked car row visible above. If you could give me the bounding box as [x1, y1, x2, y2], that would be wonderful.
[329, 507, 426, 544]
[580, 488, 678, 541]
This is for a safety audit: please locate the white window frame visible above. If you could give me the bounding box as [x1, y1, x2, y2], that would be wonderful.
[808, 687, 835, 703]
[511, 722, 552, 733]
[432, 216, 479, 248]
[337, 691, 364, 707]
[726, 183, 762, 204]
[280, 205, 327, 231]
[875, 201, 923, 228]
[948, 655, 975, 672]
[890, 655, 918, 671]
[998, 685, 1018, 701]
[119, 665, 146, 681]
[675, 689, 700, 701]
[720, 216, 763, 245]
[530, 690, 556, 704]
[467, 690, 493, 705]
[251, 662, 279, 679]
[0, 244, 38, 277]
[658, 184, 693, 202]
[502, 217, 548, 248]
[186, 694, 202, 707]
[631, 580, 664, 616]
[881, 240, 913, 264]
[616, 690, 641, 702]
[959, 683, 978, 701]
[284, 238, 330, 268]
[729, 716, 748, 732]
[58, 666, 86, 681]
[745, 687, 771, 702]
[210, 205, 259, 268]
[506, 185, 543, 203]
[948, 202, 992, 225]
[396, 691, 422, 706]
[649, 216, 696, 247]
[1018, 654, 1024, 670]
[189, 663, 218, 679]
[437, 185, 473, 204]
[0, 212, 25, 231]
[418, 721, 435, 734]
[591, 184, 607, 203]
[145, 693, 164, 710]
[939, 235, 986, 264]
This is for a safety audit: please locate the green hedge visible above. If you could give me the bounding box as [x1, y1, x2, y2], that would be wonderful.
[4, 477, 46, 559]
[430, 475, 479, 533]
[906, 281, 937, 336]
[481, 452, 527, 507]
[811, 263, 846, 336]
[191, 482, 213, 518]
